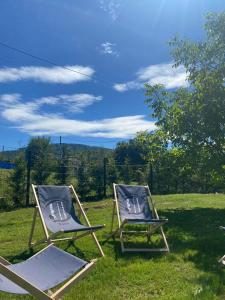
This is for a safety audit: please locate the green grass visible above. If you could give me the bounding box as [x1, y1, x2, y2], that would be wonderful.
[1, 194, 225, 299]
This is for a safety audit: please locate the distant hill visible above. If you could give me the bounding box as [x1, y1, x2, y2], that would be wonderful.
[0, 143, 112, 161]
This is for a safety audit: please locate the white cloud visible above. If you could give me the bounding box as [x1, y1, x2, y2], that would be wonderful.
[100, 42, 119, 57]
[0, 93, 102, 115]
[36, 93, 102, 113]
[18, 115, 156, 138]
[0, 65, 94, 84]
[113, 81, 142, 92]
[0, 93, 21, 105]
[99, 0, 121, 21]
[0, 93, 156, 138]
[114, 62, 188, 92]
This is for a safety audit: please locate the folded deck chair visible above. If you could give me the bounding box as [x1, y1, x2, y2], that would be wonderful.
[29, 185, 105, 257]
[110, 183, 169, 253]
[0, 244, 95, 299]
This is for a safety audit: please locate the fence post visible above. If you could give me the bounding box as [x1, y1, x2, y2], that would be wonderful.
[25, 150, 31, 207]
[103, 157, 107, 198]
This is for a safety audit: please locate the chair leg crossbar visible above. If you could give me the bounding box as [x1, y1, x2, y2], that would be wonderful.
[110, 217, 169, 253]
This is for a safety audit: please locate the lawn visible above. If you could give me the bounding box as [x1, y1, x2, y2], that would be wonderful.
[1, 194, 225, 299]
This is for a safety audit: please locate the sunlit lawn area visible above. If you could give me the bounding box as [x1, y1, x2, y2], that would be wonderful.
[1, 194, 225, 299]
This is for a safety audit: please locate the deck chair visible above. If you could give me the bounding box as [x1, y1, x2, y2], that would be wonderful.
[110, 183, 169, 253]
[29, 185, 105, 257]
[218, 226, 225, 264]
[0, 244, 95, 299]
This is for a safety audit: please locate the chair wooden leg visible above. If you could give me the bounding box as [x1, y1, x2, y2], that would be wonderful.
[91, 232, 105, 257]
[28, 207, 38, 248]
[110, 202, 116, 233]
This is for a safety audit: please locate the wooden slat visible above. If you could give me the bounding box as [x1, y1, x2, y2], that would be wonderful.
[0, 263, 51, 300]
[0, 256, 10, 266]
[32, 184, 50, 242]
[70, 185, 105, 257]
[51, 260, 96, 300]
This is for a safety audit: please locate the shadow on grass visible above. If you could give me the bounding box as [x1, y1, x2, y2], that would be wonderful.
[103, 207, 225, 273]
[163, 208, 225, 272]
[104, 239, 167, 261]
[163, 207, 225, 297]
[7, 248, 34, 263]
[7, 207, 225, 278]
[101, 207, 225, 298]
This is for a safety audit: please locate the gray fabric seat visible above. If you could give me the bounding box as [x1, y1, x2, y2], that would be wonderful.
[0, 245, 87, 294]
[37, 185, 103, 234]
[116, 184, 167, 224]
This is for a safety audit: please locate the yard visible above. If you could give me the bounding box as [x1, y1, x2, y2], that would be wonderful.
[1, 194, 225, 299]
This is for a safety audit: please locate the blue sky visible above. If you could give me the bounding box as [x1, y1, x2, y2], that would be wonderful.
[0, 0, 225, 150]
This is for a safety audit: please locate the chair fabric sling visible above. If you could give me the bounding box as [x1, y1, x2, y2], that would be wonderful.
[109, 183, 169, 253]
[0, 244, 96, 299]
[29, 185, 105, 257]
[116, 184, 165, 225]
[37, 185, 103, 233]
[0, 245, 87, 294]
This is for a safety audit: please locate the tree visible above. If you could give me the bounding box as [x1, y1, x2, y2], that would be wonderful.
[89, 160, 104, 199]
[55, 144, 71, 184]
[76, 155, 91, 199]
[145, 13, 225, 181]
[106, 157, 118, 192]
[10, 153, 26, 206]
[26, 137, 53, 184]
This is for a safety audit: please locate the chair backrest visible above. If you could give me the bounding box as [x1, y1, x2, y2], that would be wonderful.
[36, 185, 81, 232]
[114, 184, 152, 222]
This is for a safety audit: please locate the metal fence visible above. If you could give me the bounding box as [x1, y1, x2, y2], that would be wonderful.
[0, 154, 220, 209]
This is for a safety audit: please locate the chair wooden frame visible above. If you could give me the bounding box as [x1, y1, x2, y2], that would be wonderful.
[0, 244, 96, 300]
[109, 183, 169, 253]
[29, 184, 104, 257]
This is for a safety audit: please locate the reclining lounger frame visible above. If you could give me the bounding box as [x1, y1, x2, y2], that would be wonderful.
[29, 184, 104, 257]
[110, 183, 169, 253]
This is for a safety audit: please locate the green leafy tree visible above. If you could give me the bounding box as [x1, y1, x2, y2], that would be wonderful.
[10, 153, 26, 206]
[76, 156, 91, 199]
[26, 137, 53, 184]
[55, 144, 71, 184]
[106, 157, 118, 191]
[89, 160, 104, 199]
[145, 13, 225, 187]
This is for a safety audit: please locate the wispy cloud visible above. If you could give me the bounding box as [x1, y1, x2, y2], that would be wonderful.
[0, 65, 94, 84]
[100, 42, 119, 57]
[0, 93, 156, 138]
[114, 63, 188, 92]
[0, 93, 22, 104]
[99, 0, 121, 21]
[0, 93, 102, 115]
[36, 94, 102, 113]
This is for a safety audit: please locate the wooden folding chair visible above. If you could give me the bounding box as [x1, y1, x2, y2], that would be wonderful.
[29, 184, 105, 257]
[109, 183, 169, 253]
[0, 244, 96, 299]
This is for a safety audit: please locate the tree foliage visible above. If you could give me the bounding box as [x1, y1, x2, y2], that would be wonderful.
[26, 137, 53, 184]
[145, 12, 225, 180]
[10, 153, 26, 206]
